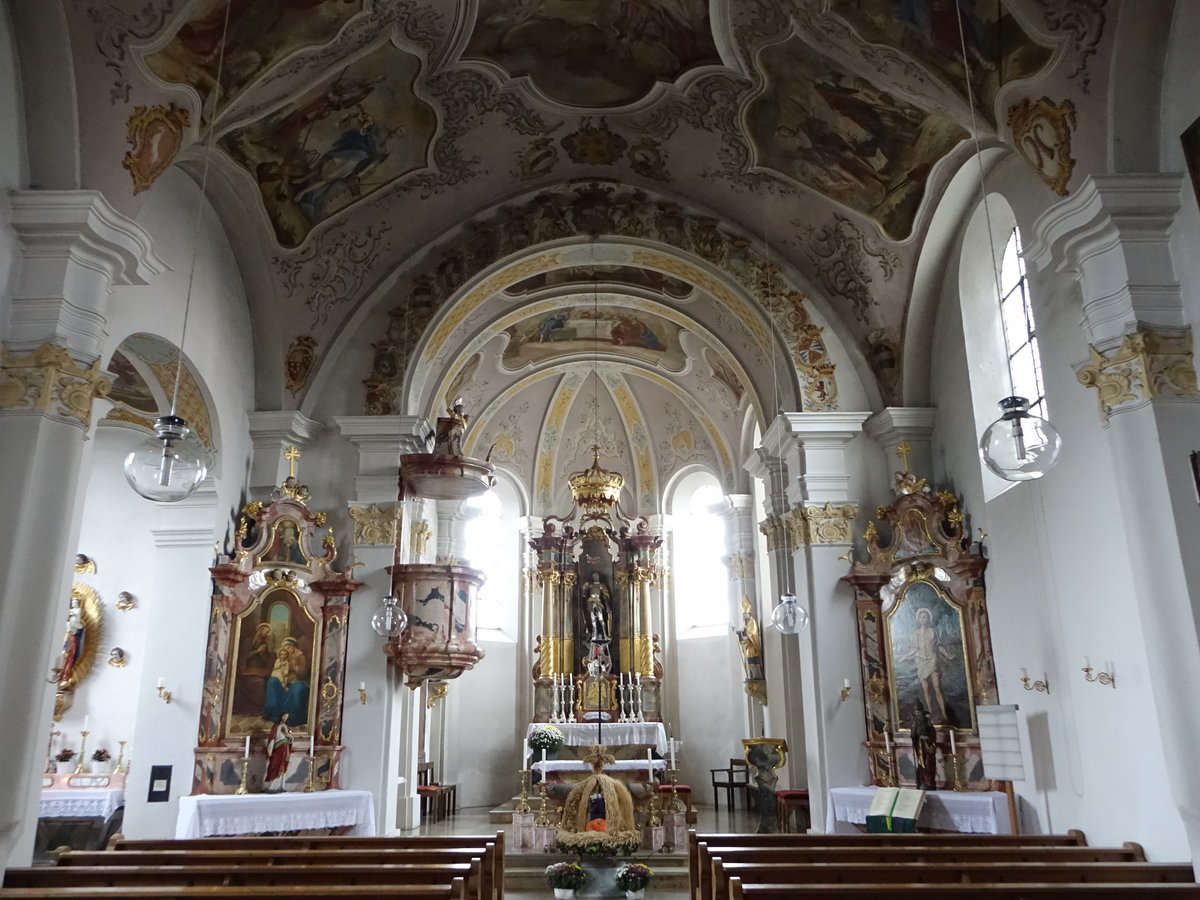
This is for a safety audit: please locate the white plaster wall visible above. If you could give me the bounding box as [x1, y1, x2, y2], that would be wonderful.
[675, 633, 745, 804]
[925, 162, 1188, 858]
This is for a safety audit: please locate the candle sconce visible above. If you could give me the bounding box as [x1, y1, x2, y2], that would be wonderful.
[839, 680, 852, 702]
[358, 684, 368, 705]
[156, 681, 172, 704]
[1082, 660, 1116, 688]
[1019, 668, 1049, 694]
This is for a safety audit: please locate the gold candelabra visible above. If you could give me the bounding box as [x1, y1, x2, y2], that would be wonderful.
[235, 758, 251, 795]
[839, 684, 852, 702]
[157, 685, 172, 704]
[515, 769, 532, 814]
[1020, 669, 1050, 694]
[534, 781, 551, 827]
[303, 754, 318, 793]
[945, 751, 965, 792]
[876, 746, 896, 787]
[644, 777, 662, 827]
[664, 769, 683, 813]
[1082, 662, 1116, 688]
[75, 730, 89, 775]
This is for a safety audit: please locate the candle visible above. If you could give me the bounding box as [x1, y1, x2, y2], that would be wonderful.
[647, 748, 654, 773]
[541, 748, 547, 771]
[949, 730, 957, 754]
[359, 681, 366, 691]
[636, 673, 641, 686]
[244, 735, 250, 758]
[1082, 656, 1090, 669]
[522, 738, 530, 768]
[669, 739, 676, 770]
[843, 678, 850, 689]
[83, 715, 89, 732]
[310, 735, 315, 756]
[884, 731, 891, 754]
[157, 677, 164, 688]
[1020, 667, 1028, 679]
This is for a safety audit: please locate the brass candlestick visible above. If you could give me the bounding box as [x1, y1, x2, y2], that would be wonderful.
[945, 751, 965, 791]
[644, 777, 662, 827]
[664, 769, 683, 813]
[115, 740, 127, 775]
[877, 747, 896, 787]
[515, 769, 532, 814]
[75, 730, 89, 774]
[235, 757, 251, 795]
[534, 782, 551, 827]
[303, 754, 318, 792]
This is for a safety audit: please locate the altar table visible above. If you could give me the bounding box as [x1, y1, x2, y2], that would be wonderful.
[826, 786, 1010, 834]
[175, 789, 376, 838]
[40, 788, 124, 820]
[533, 759, 667, 779]
[528, 722, 667, 754]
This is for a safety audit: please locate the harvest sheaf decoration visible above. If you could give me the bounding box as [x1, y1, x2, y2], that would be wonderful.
[362, 182, 838, 414]
[843, 451, 999, 792]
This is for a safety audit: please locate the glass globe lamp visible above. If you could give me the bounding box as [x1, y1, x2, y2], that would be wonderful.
[124, 415, 211, 502]
[979, 396, 1062, 481]
[771, 592, 809, 635]
[371, 594, 408, 638]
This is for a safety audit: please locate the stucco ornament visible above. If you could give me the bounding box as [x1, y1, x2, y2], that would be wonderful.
[347, 504, 402, 546]
[1075, 326, 1200, 423]
[1007, 97, 1077, 197]
[0, 344, 112, 427]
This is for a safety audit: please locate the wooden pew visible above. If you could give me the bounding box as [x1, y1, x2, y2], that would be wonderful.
[730, 880, 1200, 900]
[56, 847, 495, 900]
[0, 883, 461, 900]
[712, 861, 1195, 900]
[695, 842, 1147, 900]
[107, 835, 505, 900]
[687, 830, 1090, 898]
[6, 862, 475, 896]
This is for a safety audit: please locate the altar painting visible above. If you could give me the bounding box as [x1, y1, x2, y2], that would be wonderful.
[885, 579, 974, 732]
[502, 305, 685, 370]
[260, 517, 309, 567]
[228, 587, 319, 734]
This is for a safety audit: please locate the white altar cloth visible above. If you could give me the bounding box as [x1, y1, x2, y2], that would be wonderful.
[176, 790, 376, 838]
[528, 722, 667, 754]
[533, 760, 666, 776]
[826, 786, 1010, 835]
[40, 788, 124, 819]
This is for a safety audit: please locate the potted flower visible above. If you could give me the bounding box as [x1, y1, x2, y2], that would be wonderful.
[530, 724, 564, 760]
[91, 747, 111, 772]
[615, 862, 654, 899]
[54, 748, 76, 774]
[545, 861, 587, 899]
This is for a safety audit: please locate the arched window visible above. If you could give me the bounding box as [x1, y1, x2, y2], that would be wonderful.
[670, 473, 728, 639]
[462, 482, 520, 639]
[999, 227, 1048, 420]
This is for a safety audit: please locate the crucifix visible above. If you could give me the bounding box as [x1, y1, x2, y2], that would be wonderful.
[895, 441, 913, 473]
[284, 445, 301, 478]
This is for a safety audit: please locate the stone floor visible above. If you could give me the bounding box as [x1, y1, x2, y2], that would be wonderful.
[411, 800, 762, 900]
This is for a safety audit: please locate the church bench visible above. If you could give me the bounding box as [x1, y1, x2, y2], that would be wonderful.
[730, 881, 1200, 900]
[57, 847, 494, 900]
[710, 861, 1195, 900]
[687, 830, 1089, 896]
[6, 862, 475, 897]
[694, 843, 1145, 900]
[0, 883, 462, 900]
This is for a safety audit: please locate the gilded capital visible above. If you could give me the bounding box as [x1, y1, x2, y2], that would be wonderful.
[0, 343, 112, 427]
[758, 515, 790, 553]
[793, 502, 858, 545]
[347, 503, 402, 546]
[1076, 326, 1200, 423]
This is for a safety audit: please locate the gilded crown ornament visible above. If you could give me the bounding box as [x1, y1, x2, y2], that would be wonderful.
[568, 445, 624, 515]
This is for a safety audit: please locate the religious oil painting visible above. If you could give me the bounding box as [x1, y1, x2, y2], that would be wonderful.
[143, 0, 364, 123]
[502, 305, 686, 370]
[831, 0, 1053, 121]
[228, 587, 318, 734]
[259, 517, 310, 567]
[886, 579, 974, 732]
[464, 0, 720, 108]
[219, 42, 438, 247]
[746, 36, 966, 239]
[105, 349, 158, 414]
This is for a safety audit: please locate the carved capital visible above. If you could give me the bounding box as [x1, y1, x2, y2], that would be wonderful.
[347, 503, 402, 546]
[0, 343, 112, 427]
[758, 515, 791, 553]
[793, 502, 858, 545]
[728, 550, 754, 580]
[1075, 325, 1200, 423]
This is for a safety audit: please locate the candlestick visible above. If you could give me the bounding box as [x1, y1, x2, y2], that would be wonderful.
[115, 740, 127, 775]
[235, 757, 250, 795]
[304, 753, 318, 793]
[515, 769, 532, 814]
[75, 730, 89, 775]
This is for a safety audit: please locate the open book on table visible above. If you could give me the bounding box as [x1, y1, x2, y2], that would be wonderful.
[866, 786, 926, 832]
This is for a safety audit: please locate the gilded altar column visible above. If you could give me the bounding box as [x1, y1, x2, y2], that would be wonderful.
[634, 567, 655, 676]
[1028, 174, 1200, 859]
[764, 411, 870, 834]
[559, 572, 577, 677]
[0, 192, 165, 869]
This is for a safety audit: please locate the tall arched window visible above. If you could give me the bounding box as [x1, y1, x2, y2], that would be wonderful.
[669, 472, 728, 639]
[999, 226, 1048, 420]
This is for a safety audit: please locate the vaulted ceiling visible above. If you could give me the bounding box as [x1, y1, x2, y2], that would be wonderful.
[51, 0, 1112, 506]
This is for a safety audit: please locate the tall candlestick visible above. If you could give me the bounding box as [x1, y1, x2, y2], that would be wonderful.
[244, 735, 250, 758]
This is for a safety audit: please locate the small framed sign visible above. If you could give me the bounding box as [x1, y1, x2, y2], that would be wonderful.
[147, 764, 171, 802]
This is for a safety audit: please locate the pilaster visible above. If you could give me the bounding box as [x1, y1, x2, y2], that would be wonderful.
[864, 408, 937, 480]
[334, 416, 432, 503]
[246, 411, 322, 495]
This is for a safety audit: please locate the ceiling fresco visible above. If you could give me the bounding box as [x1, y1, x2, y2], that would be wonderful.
[58, 0, 1112, 430]
[501, 303, 687, 371]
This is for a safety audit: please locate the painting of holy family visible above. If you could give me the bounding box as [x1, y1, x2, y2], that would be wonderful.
[228, 587, 318, 734]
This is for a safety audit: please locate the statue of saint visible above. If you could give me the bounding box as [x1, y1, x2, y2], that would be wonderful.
[264, 713, 292, 793]
[734, 595, 765, 682]
[909, 698, 937, 790]
[584, 572, 611, 642]
[433, 398, 469, 456]
[57, 597, 86, 688]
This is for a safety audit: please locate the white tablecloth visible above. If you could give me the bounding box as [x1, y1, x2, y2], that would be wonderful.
[528, 722, 667, 753]
[533, 759, 667, 776]
[176, 790, 376, 838]
[40, 788, 124, 819]
[826, 786, 1010, 834]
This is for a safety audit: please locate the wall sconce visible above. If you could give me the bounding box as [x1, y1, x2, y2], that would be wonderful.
[839, 678, 852, 702]
[1081, 657, 1115, 688]
[358, 681, 368, 705]
[1019, 668, 1049, 694]
[156, 676, 172, 704]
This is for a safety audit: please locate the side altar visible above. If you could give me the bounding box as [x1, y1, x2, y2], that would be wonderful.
[191, 451, 361, 795]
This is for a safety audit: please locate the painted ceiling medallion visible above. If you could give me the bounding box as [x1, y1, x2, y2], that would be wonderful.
[122, 104, 189, 194]
[562, 118, 628, 165]
[464, 0, 720, 109]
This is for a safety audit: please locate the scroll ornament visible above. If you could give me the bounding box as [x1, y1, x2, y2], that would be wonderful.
[347, 504, 402, 546]
[0, 343, 112, 426]
[1075, 326, 1200, 423]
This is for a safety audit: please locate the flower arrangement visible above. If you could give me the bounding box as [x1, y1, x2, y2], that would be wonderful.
[529, 724, 564, 752]
[544, 862, 587, 890]
[91, 748, 111, 762]
[615, 862, 654, 892]
[54, 748, 76, 762]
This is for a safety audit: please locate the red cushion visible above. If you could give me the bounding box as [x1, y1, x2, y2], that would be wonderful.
[776, 790, 809, 799]
[416, 785, 438, 794]
[656, 783, 691, 792]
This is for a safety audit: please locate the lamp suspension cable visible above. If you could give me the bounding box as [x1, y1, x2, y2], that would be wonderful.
[123, 0, 232, 502]
[952, 0, 1062, 481]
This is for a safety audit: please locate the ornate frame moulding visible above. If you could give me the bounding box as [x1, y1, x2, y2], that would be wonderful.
[347, 504, 402, 546]
[1075, 326, 1200, 423]
[1007, 97, 1077, 197]
[0, 344, 112, 426]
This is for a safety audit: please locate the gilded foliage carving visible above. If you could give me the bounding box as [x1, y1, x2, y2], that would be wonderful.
[347, 504, 402, 546]
[794, 503, 859, 545]
[1076, 326, 1200, 423]
[122, 104, 189, 194]
[0, 343, 112, 427]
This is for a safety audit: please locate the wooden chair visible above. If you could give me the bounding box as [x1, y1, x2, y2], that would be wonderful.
[416, 762, 457, 822]
[775, 789, 810, 833]
[709, 759, 751, 812]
